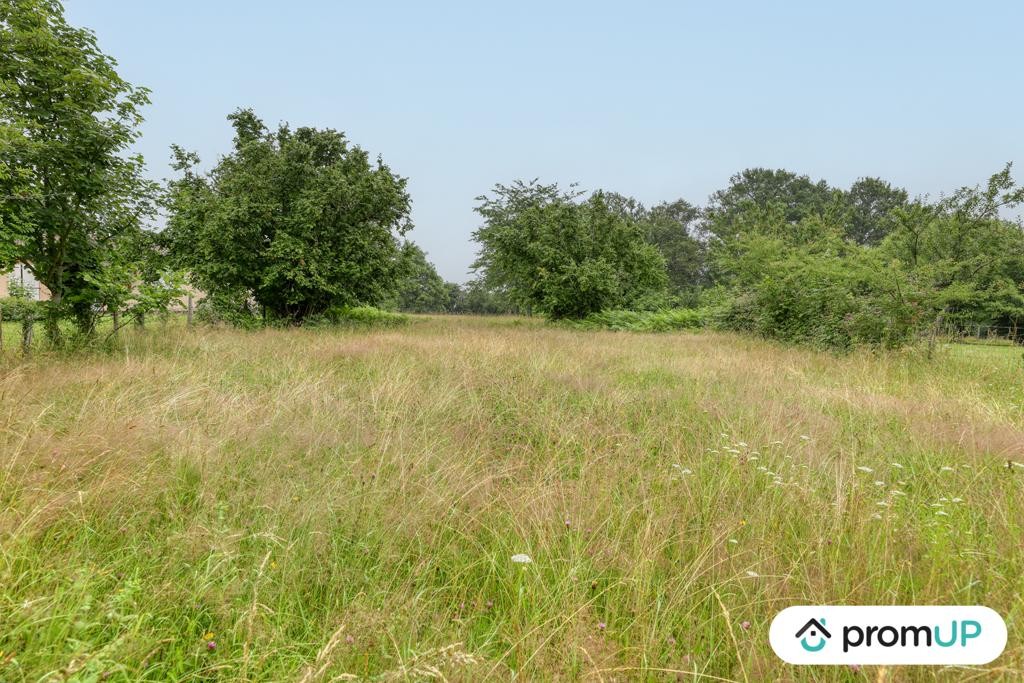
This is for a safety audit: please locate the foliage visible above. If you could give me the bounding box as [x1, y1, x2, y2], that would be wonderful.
[393, 243, 450, 313]
[704, 168, 837, 243]
[166, 109, 411, 324]
[712, 230, 918, 351]
[643, 199, 706, 303]
[0, 0, 157, 344]
[447, 279, 519, 315]
[194, 288, 262, 329]
[603, 192, 705, 304]
[472, 181, 667, 319]
[882, 164, 1024, 333]
[0, 287, 40, 322]
[566, 307, 706, 332]
[844, 176, 909, 246]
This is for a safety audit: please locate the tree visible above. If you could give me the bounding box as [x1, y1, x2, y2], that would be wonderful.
[844, 177, 908, 246]
[0, 0, 155, 344]
[704, 168, 837, 242]
[394, 243, 450, 313]
[166, 109, 412, 323]
[883, 164, 1024, 337]
[601, 193, 706, 302]
[447, 279, 518, 315]
[472, 181, 667, 319]
[713, 222, 918, 351]
[642, 199, 705, 303]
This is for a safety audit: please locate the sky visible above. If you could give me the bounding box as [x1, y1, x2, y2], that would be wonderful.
[66, 0, 1024, 283]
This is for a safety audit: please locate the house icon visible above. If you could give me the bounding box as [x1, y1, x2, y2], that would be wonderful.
[795, 618, 831, 652]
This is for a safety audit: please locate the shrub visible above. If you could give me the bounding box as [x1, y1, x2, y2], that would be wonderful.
[317, 306, 409, 328]
[711, 235, 918, 351]
[0, 296, 41, 322]
[567, 307, 706, 332]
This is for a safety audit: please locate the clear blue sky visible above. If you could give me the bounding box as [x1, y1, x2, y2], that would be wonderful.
[66, 1, 1024, 282]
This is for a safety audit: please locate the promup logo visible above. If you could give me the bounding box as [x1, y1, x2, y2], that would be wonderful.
[770, 606, 1006, 665]
[795, 618, 831, 652]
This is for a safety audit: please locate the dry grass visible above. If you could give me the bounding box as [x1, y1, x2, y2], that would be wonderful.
[0, 316, 1022, 681]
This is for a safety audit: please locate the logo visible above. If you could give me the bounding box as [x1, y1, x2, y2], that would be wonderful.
[770, 606, 1006, 665]
[795, 618, 831, 652]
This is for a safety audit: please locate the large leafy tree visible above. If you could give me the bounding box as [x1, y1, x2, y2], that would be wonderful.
[472, 181, 667, 318]
[394, 242, 450, 313]
[844, 176, 908, 246]
[704, 168, 836, 242]
[602, 193, 705, 302]
[883, 164, 1024, 334]
[643, 199, 705, 302]
[0, 0, 155, 342]
[166, 109, 412, 323]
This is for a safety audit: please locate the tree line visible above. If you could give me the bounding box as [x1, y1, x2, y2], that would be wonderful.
[466, 166, 1024, 350]
[2, 0, 1022, 352]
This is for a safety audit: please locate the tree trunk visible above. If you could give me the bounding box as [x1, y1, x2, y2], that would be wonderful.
[112, 308, 120, 338]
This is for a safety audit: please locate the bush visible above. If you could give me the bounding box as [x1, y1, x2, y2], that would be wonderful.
[0, 296, 41, 322]
[710, 239, 918, 352]
[567, 307, 706, 332]
[316, 306, 409, 328]
[194, 290, 263, 329]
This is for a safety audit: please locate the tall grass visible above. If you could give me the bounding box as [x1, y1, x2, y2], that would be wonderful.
[0, 317, 1021, 680]
[565, 308, 706, 332]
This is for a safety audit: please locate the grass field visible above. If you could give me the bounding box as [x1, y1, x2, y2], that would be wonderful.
[1, 316, 1022, 681]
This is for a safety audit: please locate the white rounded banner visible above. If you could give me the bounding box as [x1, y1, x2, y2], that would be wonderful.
[769, 606, 1006, 665]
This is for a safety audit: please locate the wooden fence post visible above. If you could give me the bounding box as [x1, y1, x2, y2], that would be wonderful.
[21, 313, 33, 356]
[187, 293, 193, 326]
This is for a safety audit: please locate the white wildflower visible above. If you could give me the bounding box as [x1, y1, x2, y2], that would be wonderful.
[511, 554, 532, 564]
[857, 466, 874, 473]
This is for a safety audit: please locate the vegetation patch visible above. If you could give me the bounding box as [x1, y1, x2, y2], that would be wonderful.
[565, 308, 706, 332]
[316, 306, 409, 328]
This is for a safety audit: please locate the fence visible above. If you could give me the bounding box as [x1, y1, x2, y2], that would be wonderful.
[941, 324, 1022, 347]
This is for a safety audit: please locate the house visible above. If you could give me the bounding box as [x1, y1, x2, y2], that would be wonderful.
[2, 264, 204, 315]
[0, 264, 50, 301]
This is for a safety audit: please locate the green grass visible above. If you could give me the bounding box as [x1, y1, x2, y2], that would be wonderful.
[0, 317, 1022, 680]
[321, 305, 409, 328]
[564, 308, 706, 332]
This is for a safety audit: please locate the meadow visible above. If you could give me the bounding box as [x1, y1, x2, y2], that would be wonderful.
[0, 316, 1022, 681]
